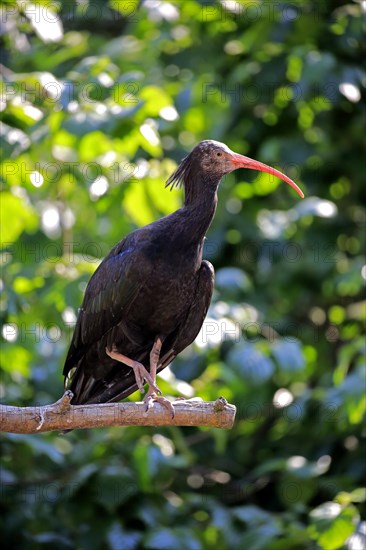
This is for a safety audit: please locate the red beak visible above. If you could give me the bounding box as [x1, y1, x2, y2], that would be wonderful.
[231, 153, 304, 198]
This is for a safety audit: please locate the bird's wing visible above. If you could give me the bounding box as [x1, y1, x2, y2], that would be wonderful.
[157, 260, 214, 371]
[63, 234, 148, 380]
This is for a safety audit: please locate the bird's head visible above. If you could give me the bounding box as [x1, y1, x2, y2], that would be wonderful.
[166, 139, 304, 199]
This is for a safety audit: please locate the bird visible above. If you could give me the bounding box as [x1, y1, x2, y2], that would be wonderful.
[63, 140, 304, 416]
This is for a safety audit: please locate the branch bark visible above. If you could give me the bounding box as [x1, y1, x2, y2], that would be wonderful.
[0, 392, 236, 434]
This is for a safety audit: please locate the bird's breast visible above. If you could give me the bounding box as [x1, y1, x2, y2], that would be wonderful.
[131, 253, 200, 336]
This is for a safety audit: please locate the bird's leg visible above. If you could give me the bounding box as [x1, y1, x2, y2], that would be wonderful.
[144, 336, 175, 418]
[149, 335, 162, 386]
[105, 347, 160, 395]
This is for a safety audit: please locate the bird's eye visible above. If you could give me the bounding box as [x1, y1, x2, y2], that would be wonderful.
[216, 152, 222, 157]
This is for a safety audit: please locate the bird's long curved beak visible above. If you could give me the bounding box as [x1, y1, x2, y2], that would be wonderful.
[231, 153, 304, 198]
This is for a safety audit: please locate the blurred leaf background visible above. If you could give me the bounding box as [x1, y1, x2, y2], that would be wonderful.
[0, 1, 365, 549]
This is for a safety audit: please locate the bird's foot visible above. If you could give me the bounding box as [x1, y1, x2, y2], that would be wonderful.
[144, 391, 175, 418]
[105, 347, 161, 395]
[131, 362, 161, 395]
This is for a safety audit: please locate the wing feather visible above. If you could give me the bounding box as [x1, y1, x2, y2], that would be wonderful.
[63, 235, 148, 378]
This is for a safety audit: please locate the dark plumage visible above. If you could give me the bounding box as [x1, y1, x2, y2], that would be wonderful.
[63, 140, 303, 412]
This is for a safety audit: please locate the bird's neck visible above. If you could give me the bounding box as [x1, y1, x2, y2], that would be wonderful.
[181, 174, 219, 243]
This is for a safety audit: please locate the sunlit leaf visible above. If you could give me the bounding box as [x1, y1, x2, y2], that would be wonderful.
[0, 192, 38, 242]
[309, 503, 359, 550]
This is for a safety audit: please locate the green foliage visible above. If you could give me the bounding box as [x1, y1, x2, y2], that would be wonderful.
[1, 1, 365, 548]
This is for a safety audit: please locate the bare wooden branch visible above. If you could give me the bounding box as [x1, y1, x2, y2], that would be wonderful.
[0, 392, 236, 434]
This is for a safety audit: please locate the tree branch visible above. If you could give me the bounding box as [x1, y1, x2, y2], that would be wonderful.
[0, 392, 236, 434]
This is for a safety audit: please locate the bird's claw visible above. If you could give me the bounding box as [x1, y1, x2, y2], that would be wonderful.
[131, 361, 161, 395]
[144, 392, 175, 418]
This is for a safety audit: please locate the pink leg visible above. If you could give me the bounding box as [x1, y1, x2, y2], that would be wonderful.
[144, 336, 175, 418]
[105, 347, 161, 395]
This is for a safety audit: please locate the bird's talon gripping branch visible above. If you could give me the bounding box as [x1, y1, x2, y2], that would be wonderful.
[143, 392, 175, 418]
